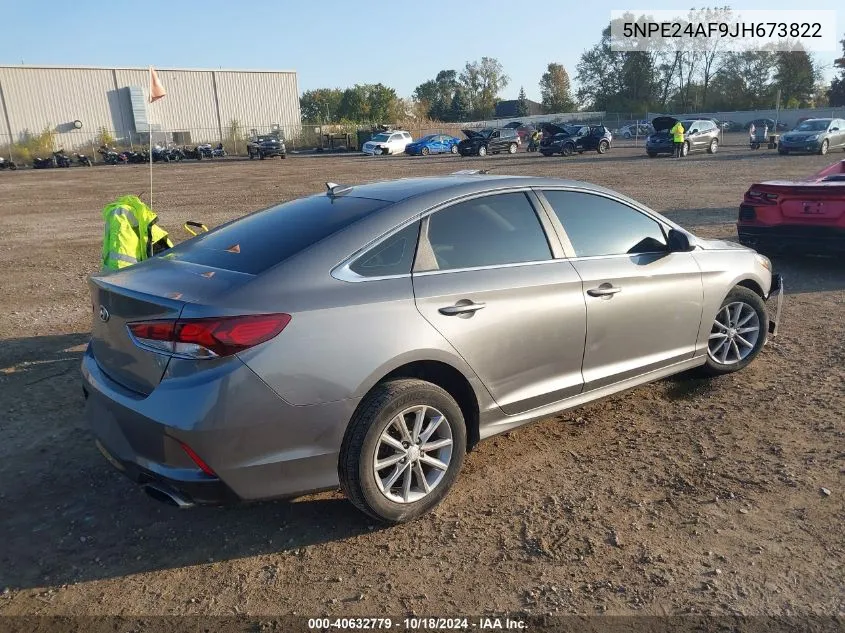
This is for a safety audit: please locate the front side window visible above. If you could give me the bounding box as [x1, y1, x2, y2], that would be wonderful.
[349, 222, 420, 277]
[389, 134, 402, 142]
[422, 193, 552, 272]
[542, 190, 668, 258]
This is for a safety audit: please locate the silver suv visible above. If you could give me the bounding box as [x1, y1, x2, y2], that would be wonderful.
[83, 175, 782, 524]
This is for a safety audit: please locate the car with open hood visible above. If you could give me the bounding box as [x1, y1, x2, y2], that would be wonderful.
[646, 117, 720, 157]
[457, 128, 519, 157]
[738, 158, 845, 255]
[539, 124, 612, 157]
[777, 118, 845, 156]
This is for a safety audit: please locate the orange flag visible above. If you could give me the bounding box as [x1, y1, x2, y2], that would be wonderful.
[149, 67, 166, 103]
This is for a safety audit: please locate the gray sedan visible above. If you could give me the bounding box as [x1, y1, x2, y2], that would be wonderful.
[778, 118, 845, 155]
[82, 174, 783, 523]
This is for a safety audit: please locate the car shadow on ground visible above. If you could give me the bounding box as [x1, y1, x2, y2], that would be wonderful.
[0, 333, 379, 591]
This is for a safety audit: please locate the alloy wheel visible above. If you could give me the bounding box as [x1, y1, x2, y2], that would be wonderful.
[707, 301, 761, 365]
[372, 405, 453, 504]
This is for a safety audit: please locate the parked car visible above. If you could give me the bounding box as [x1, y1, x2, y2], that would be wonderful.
[540, 125, 612, 156]
[720, 120, 743, 132]
[646, 117, 720, 157]
[619, 123, 653, 139]
[738, 158, 845, 255]
[404, 134, 461, 156]
[362, 131, 413, 156]
[746, 118, 788, 132]
[457, 128, 519, 156]
[503, 121, 535, 142]
[247, 135, 286, 160]
[83, 173, 782, 524]
[777, 118, 845, 156]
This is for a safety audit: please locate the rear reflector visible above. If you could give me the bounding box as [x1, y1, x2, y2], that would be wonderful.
[128, 313, 291, 358]
[178, 441, 217, 477]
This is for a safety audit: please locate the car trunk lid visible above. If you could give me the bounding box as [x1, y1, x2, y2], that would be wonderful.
[88, 258, 254, 395]
[778, 188, 845, 219]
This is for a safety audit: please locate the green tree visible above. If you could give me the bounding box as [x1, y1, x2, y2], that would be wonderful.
[828, 34, 845, 106]
[774, 49, 817, 107]
[460, 57, 510, 119]
[539, 62, 576, 113]
[300, 88, 344, 123]
[707, 51, 777, 110]
[450, 88, 472, 121]
[368, 83, 400, 122]
[413, 70, 460, 120]
[516, 87, 529, 117]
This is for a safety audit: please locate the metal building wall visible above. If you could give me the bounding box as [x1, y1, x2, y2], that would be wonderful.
[0, 65, 301, 149]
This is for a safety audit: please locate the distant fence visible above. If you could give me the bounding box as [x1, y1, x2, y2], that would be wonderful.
[5, 106, 845, 164]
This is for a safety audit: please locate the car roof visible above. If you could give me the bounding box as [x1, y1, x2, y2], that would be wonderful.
[330, 175, 619, 204]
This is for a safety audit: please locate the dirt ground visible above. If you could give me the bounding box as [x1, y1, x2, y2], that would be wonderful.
[0, 140, 843, 619]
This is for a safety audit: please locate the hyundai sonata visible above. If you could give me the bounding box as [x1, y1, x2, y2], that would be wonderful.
[83, 174, 782, 523]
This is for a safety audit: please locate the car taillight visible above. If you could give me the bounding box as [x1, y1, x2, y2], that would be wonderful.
[746, 189, 779, 203]
[127, 313, 291, 358]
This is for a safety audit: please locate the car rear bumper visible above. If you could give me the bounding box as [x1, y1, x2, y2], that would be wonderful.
[737, 224, 845, 254]
[81, 344, 354, 506]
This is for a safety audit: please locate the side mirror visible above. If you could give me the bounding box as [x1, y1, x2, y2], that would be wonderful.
[667, 228, 693, 252]
[690, 129, 699, 135]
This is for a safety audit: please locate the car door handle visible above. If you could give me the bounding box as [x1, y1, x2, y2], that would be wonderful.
[587, 285, 622, 297]
[438, 301, 486, 316]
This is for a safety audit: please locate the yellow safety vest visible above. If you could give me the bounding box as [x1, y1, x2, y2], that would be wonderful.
[670, 122, 685, 143]
[101, 195, 172, 271]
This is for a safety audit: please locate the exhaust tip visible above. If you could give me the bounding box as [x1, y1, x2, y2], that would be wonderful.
[142, 484, 195, 509]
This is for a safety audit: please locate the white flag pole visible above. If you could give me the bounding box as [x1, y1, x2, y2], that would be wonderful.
[149, 67, 154, 208]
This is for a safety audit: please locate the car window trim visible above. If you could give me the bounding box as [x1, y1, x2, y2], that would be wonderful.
[332, 187, 567, 283]
[532, 186, 677, 260]
[413, 190, 562, 274]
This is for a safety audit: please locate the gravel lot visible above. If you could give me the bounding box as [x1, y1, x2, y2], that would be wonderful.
[0, 142, 843, 618]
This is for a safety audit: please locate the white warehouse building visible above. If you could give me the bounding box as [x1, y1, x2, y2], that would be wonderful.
[0, 65, 301, 149]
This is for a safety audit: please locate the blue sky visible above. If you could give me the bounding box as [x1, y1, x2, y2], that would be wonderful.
[1, 0, 841, 101]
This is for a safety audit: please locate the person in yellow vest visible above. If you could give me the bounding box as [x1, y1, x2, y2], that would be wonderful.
[670, 120, 686, 158]
[101, 195, 173, 271]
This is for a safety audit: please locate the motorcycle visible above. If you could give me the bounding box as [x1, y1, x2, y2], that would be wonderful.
[197, 144, 213, 159]
[212, 143, 227, 158]
[182, 146, 203, 160]
[54, 149, 72, 168]
[165, 146, 185, 162]
[124, 150, 148, 164]
[0, 157, 17, 170]
[98, 146, 123, 165]
[75, 153, 93, 167]
[33, 156, 56, 169]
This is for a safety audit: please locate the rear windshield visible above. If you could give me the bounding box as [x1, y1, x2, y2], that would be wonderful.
[165, 195, 390, 274]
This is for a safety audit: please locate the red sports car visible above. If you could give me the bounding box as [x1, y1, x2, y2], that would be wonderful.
[737, 159, 845, 255]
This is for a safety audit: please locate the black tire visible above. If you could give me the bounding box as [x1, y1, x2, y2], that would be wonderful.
[707, 138, 718, 154]
[9, 163, 17, 170]
[597, 140, 609, 154]
[248, 151, 255, 160]
[561, 144, 574, 157]
[421, 147, 430, 156]
[339, 378, 467, 524]
[647, 152, 657, 158]
[819, 140, 829, 156]
[281, 154, 287, 159]
[699, 286, 768, 377]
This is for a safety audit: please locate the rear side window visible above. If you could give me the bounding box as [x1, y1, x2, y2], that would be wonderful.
[543, 190, 668, 257]
[349, 221, 420, 277]
[167, 195, 390, 274]
[422, 193, 552, 271]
